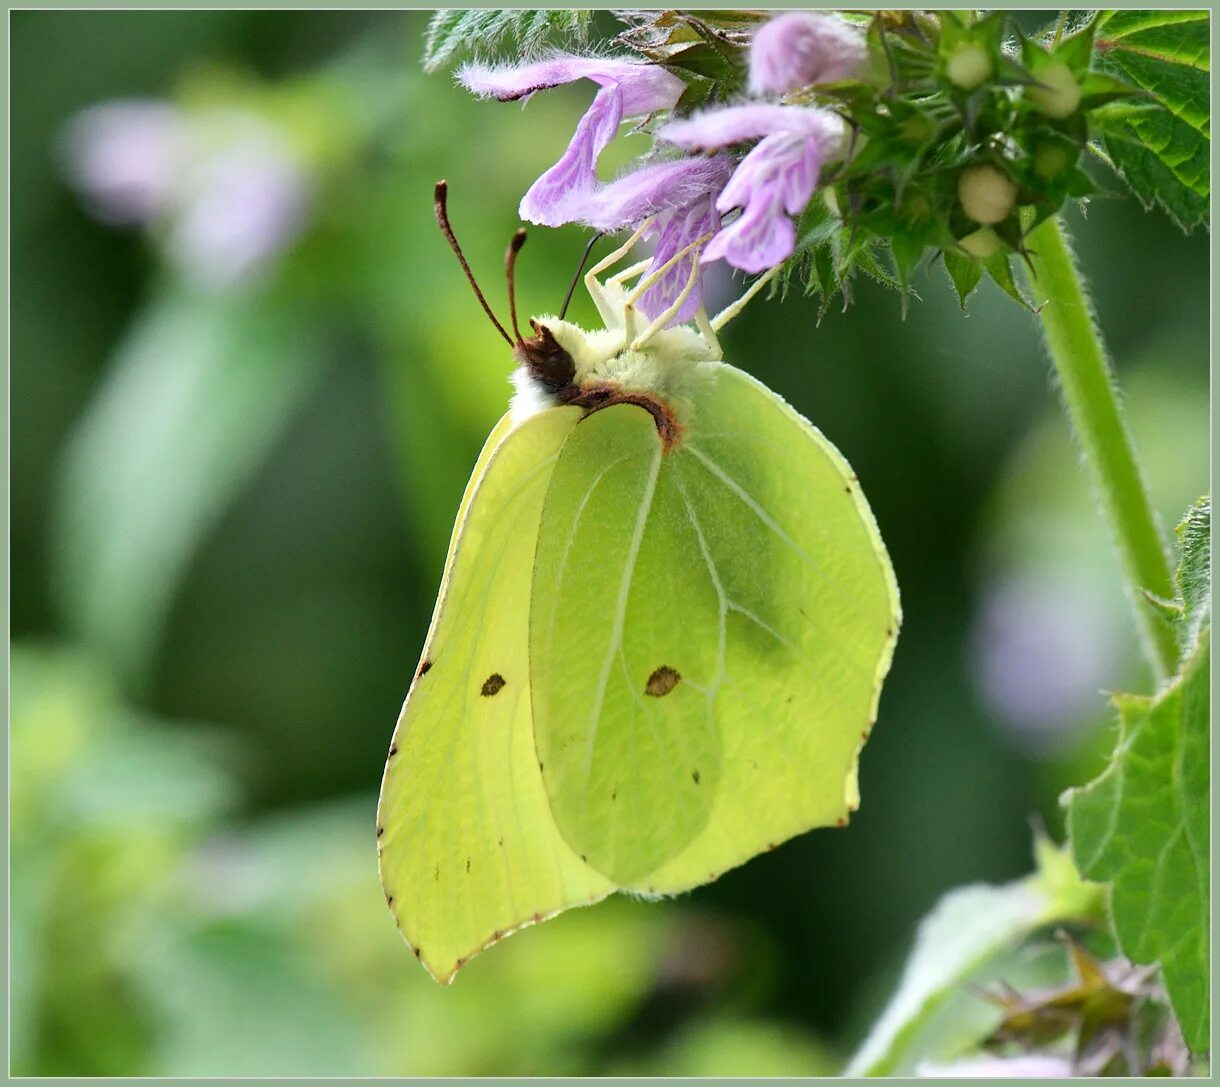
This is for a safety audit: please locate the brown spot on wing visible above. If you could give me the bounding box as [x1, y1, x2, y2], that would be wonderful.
[416, 659, 433, 680]
[481, 673, 506, 696]
[645, 665, 681, 697]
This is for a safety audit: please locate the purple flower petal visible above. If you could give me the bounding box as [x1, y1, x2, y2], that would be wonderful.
[703, 133, 823, 272]
[637, 195, 722, 324]
[458, 55, 684, 115]
[748, 13, 867, 95]
[581, 154, 733, 231]
[520, 84, 623, 226]
[461, 55, 687, 228]
[659, 103, 844, 151]
[703, 185, 795, 274]
[661, 106, 844, 273]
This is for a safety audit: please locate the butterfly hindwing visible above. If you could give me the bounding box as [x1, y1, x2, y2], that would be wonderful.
[530, 364, 900, 891]
[530, 405, 723, 884]
[377, 406, 613, 983]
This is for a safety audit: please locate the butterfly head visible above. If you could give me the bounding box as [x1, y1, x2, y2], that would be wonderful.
[432, 182, 712, 441]
[512, 319, 576, 394]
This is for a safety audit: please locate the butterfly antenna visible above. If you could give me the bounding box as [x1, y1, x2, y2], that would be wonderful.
[505, 228, 527, 344]
[433, 180, 513, 347]
[559, 232, 603, 320]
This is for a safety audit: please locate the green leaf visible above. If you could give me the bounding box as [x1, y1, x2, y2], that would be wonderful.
[51, 287, 326, 688]
[846, 837, 1103, 1076]
[1094, 10, 1209, 231]
[1173, 496, 1211, 657]
[423, 10, 593, 73]
[1065, 626, 1210, 1052]
[942, 248, 982, 308]
[984, 251, 1037, 312]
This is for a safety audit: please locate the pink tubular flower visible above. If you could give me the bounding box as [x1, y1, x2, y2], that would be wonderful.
[583, 155, 734, 324]
[459, 56, 686, 227]
[660, 104, 846, 274]
[579, 155, 734, 323]
[748, 13, 867, 95]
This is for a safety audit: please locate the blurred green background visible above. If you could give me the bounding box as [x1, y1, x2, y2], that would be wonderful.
[10, 10, 1208, 1077]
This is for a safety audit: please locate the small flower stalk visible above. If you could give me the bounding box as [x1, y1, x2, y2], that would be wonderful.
[440, 10, 1146, 321]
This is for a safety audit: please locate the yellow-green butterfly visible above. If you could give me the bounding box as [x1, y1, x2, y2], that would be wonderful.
[377, 182, 900, 983]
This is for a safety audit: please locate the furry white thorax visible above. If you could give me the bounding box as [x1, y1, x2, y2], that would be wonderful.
[508, 283, 720, 429]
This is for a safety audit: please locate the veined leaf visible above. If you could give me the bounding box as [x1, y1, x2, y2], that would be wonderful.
[1094, 10, 1209, 231]
[423, 10, 593, 73]
[1065, 499, 1211, 1052]
[1065, 630, 1210, 1052]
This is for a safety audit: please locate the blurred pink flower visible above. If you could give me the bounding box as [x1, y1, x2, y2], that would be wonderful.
[62, 102, 311, 290]
[168, 134, 310, 290]
[971, 572, 1122, 753]
[749, 12, 867, 95]
[61, 100, 188, 225]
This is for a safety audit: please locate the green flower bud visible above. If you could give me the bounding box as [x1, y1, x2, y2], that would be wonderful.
[1034, 142, 1072, 180]
[946, 43, 993, 91]
[959, 227, 1001, 261]
[1025, 61, 1082, 119]
[958, 164, 1018, 224]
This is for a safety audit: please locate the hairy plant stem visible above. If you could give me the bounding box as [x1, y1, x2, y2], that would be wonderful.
[1022, 215, 1178, 681]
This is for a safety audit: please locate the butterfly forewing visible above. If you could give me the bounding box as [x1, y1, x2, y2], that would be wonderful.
[377, 406, 613, 982]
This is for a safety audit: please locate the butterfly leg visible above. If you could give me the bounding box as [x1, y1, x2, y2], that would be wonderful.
[630, 243, 706, 351]
[695, 307, 723, 361]
[710, 266, 780, 332]
[607, 259, 653, 290]
[585, 221, 652, 328]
